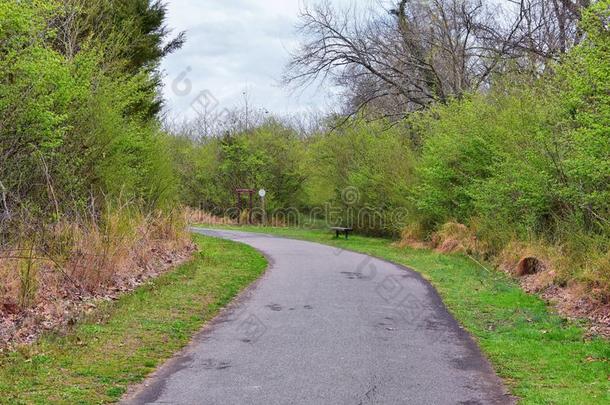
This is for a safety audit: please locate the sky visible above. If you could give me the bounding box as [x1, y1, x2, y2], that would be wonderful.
[160, 0, 353, 120]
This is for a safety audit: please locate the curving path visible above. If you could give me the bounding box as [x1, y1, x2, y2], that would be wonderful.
[124, 229, 514, 405]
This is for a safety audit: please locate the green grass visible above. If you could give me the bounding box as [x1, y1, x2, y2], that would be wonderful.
[203, 225, 610, 404]
[0, 234, 266, 404]
[3, 226, 608, 404]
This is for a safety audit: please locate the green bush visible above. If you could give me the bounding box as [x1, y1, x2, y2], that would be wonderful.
[556, 1, 610, 234]
[304, 119, 415, 235]
[173, 120, 306, 216]
[0, 0, 177, 227]
[405, 2, 609, 291]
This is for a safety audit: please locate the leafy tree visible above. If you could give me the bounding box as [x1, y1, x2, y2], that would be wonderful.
[0, 0, 178, 227]
[175, 121, 307, 216]
[305, 119, 414, 234]
[556, 0, 610, 232]
[52, 0, 185, 118]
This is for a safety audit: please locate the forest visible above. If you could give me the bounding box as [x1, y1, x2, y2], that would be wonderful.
[0, 0, 608, 345]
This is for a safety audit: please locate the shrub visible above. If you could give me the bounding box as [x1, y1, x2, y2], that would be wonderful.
[174, 120, 307, 216]
[305, 119, 415, 235]
[402, 2, 609, 297]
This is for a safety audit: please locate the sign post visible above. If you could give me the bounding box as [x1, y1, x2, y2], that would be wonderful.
[258, 189, 267, 225]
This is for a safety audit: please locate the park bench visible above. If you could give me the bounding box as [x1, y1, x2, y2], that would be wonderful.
[331, 227, 353, 239]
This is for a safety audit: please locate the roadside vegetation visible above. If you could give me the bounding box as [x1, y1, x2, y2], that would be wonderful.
[0, 234, 266, 404]
[206, 225, 610, 404]
[0, 0, 608, 402]
[175, 2, 610, 330]
[0, 0, 187, 346]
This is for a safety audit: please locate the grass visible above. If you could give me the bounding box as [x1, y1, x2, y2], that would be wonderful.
[202, 224, 610, 405]
[0, 234, 266, 404]
[3, 225, 608, 404]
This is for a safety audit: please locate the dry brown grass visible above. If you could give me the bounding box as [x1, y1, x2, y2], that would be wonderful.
[581, 250, 610, 302]
[427, 224, 566, 293]
[497, 240, 563, 292]
[398, 220, 610, 337]
[0, 208, 195, 347]
[395, 222, 429, 249]
[185, 207, 288, 227]
[430, 222, 491, 256]
[498, 241, 551, 275]
[184, 207, 236, 226]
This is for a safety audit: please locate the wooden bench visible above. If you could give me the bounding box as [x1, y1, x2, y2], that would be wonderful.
[331, 227, 353, 239]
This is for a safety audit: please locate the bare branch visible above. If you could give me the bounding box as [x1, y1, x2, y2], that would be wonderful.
[284, 0, 588, 120]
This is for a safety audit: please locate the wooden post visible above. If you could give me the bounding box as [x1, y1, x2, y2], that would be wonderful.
[236, 190, 241, 224]
[248, 191, 253, 224]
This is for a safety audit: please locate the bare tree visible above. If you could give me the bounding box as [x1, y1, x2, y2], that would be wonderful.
[476, 0, 589, 67]
[284, 0, 510, 118]
[284, 0, 590, 119]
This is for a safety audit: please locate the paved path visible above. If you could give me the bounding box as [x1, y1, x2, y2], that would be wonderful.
[125, 229, 513, 405]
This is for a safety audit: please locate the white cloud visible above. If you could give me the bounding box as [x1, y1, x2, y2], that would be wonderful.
[161, 0, 351, 120]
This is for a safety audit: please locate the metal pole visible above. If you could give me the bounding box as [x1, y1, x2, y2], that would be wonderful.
[261, 194, 266, 226]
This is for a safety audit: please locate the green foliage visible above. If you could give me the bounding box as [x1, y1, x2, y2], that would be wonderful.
[73, 0, 185, 73]
[174, 120, 306, 215]
[412, 86, 568, 242]
[411, 97, 498, 227]
[556, 1, 610, 232]
[1, 0, 74, 217]
[56, 0, 185, 117]
[173, 118, 414, 234]
[305, 119, 414, 235]
[406, 2, 609, 288]
[70, 69, 177, 208]
[411, 3, 609, 239]
[0, 0, 178, 228]
[0, 235, 266, 404]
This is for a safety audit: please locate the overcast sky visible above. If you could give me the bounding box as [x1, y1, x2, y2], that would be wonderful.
[161, 0, 354, 120]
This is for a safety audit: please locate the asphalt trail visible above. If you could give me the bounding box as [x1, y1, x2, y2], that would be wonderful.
[124, 229, 513, 405]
